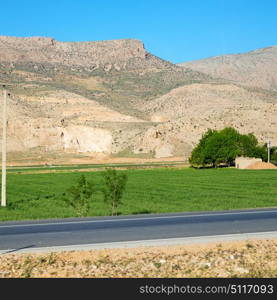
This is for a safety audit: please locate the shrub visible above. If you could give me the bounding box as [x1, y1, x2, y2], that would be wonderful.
[64, 175, 94, 217]
[102, 168, 128, 216]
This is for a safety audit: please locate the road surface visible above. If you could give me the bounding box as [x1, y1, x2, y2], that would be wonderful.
[0, 208, 277, 253]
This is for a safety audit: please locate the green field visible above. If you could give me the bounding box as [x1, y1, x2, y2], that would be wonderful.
[0, 168, 276, 221]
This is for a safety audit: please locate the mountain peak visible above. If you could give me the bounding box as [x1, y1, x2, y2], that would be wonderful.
[178, 46, 277, 91]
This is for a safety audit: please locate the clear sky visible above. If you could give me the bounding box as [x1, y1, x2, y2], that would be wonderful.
[1, 0, 276, 63]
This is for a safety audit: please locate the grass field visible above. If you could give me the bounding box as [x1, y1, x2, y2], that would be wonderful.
[0, 168, 276, 221]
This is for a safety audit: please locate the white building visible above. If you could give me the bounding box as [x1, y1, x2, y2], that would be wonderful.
[235, 157, 262, 169]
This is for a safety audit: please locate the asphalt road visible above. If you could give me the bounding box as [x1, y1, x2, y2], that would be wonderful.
[0, 208, 277, 252]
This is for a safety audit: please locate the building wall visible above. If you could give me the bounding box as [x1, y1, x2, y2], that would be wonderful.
[235, 157, 262, 169]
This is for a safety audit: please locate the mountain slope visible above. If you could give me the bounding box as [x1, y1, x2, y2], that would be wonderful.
[132, 83, 277, 158]
[178, 46, 277, 92]
[0, 37, 276, 163]
[0, 36, 214, 117]
[0, 36, 216, 162]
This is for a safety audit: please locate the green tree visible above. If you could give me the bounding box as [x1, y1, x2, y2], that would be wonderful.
[238, 133, 259, 157]
[270, 146, 277, 165]
[270, 146, 277, 163]
[64, 175, 94, 217]
[259, 144, 277, 165]
[189, 129, 216, 166]
[205, 127, 241, 167]
[102, 168, 128, 216]
[189, 127, 267, 168]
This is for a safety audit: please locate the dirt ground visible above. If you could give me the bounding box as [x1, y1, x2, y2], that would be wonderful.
[246, 161, 277, 169]
[0, 239, 276, 278]
[8, 156, 185, 167]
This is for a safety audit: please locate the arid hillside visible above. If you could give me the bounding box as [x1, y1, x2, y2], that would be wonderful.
[0, 36, 276, 163]
[133, 83, 277, 158]
[178, 46, 277, 92]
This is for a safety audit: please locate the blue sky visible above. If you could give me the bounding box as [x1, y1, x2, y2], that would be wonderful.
[1, 0, 276, 63]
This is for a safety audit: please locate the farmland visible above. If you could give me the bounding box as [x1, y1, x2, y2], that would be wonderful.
[0, 168, 276, 221]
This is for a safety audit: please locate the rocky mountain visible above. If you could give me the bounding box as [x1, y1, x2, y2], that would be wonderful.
[178, 46, 277, 92]
[0, 36, 276, 164]
[133, 83, 276, 158]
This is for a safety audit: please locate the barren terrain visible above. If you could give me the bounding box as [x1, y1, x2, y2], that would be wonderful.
[0, 239, 276, 278]
[178, 46, 277, 92]
[0, 36, 276, 163]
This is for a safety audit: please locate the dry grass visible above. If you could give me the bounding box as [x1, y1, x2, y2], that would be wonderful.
[1, 239, 276, 278]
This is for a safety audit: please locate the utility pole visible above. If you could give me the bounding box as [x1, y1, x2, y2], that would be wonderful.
[267, 140, 271, 163]
[1, 86, 7, 207]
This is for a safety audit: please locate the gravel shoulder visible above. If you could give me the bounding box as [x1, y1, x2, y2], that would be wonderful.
[0, 239, 276, 278]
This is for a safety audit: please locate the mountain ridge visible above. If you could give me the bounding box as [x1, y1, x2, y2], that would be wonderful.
[178, 45, 277, 92]
[0, 36, 276, 163]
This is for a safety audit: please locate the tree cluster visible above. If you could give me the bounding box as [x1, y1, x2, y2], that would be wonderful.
[189, 127, 268, 168]
[64, 169, 128, 217]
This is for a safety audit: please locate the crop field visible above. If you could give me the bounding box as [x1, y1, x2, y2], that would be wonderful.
[0, 168, 276, 221]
